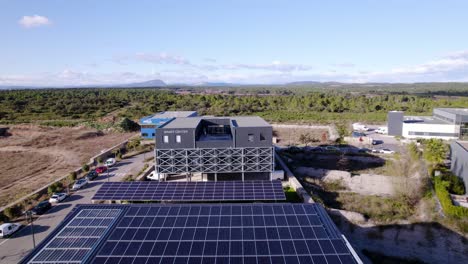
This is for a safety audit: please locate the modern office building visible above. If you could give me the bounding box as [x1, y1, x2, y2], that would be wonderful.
[139, 111, 198, 139]
[154, 116, 274, 181]
[450, 141, 468, 192]
[387, 108, 468, 140]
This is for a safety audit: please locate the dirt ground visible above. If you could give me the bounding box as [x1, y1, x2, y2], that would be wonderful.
[272, 126, 329, 146]
[0, 125, 134, 207]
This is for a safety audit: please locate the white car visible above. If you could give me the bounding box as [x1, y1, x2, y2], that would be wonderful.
[375, 127, 388, 134]
[105, 158, 116, 167]
[0, 223, 21, 238]
[147, 171, 162, 181]
[72, 178, 88, 191]
[380, 148, 395, 154]
[49, 193, 68, 203]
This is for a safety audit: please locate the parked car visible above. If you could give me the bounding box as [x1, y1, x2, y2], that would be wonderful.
[352, 131, 366, 138]
[379, 148, 395, 154]
[358, 148, 371, 153]
[0, 223, 22, 238]
[95, 166, 108, 174]
[105, 158, 116, 167]
[49, 193, 68, 203]
[352, 123, 370, 131]
[85, 170, 99, 181]
[147, 171, 162, 181]
[375, 127, 388, 134]
[370, 148, 380, 153]
[372, 139, 384, 145]
[31, 201, 51, 215]
[72, 178, 88, 191]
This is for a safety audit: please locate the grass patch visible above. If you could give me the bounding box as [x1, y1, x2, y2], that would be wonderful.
[283, 186, 302, 203]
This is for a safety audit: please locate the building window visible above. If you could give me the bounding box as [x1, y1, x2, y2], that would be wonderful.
[176, 135, 182, 143]
[248, 134, 254, 142]
[142, 133, 148, 137]
[163, 135, 169, 143]
[260, 133, 266, 141]
[152, 133, 155, 137]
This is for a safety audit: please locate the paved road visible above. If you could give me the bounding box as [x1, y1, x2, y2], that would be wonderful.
[0, 153, 148, 264]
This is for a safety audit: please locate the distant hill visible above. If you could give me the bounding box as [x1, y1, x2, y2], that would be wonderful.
[118, 79, 166, 87]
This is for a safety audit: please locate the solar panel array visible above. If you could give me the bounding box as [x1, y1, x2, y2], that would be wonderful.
[88, 204, 357, 264]
[27, 209, 122, 264]
[92, 181, 286, 202]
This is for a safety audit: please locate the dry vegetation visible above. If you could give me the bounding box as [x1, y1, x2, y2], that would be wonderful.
[272, 126, 329, 146]
[0, 125, 134, 207]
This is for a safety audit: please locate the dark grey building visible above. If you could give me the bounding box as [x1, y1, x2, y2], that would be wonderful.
[450, 141, 468, 193]
[155, 116, 274, 181]
[387, 111, 404, 136]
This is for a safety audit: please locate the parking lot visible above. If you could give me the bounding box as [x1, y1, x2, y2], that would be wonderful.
[365, 125, 402, 153]
[0, 153, 148, 264]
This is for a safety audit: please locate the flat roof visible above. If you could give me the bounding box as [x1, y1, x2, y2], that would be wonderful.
[140, 111, 197, 124]
[435, 108, 468, 116]
[21, 203, 359, 264]
[161, 116, 271, 129]
[403, 115, 452, 125]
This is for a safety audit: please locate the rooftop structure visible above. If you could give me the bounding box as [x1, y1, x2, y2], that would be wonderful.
[21, 203, 361, 264]
[139, 111, 197, 139]
[155, 116, 274, 181]
[388, 108, 468, 140]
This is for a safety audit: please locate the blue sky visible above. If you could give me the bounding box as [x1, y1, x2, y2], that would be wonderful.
[2, 0, 468, 85]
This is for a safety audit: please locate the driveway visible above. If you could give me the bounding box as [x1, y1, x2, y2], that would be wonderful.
[0, 153, 149, 264]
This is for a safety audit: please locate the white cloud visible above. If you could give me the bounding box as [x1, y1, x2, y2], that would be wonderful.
[135, 52, 190, 65]
[19, 15, 51, 28]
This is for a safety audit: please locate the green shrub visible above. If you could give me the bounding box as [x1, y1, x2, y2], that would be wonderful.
[82, 163, 90, 172]
[434, 177, 468, 218]
[441, 173, 466, 195]
[97, 157, 103, 164]
[68, 171, 77, 182]
[3, 207, 15, 220]
[48, 182, 64, 195]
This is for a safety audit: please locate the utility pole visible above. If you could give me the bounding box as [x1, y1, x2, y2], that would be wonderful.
[25, 211, 36, 248]
[107, 165, 110, 182]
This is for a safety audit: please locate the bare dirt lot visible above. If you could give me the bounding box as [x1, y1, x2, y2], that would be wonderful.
[272, 125, 330, 146]
[0, 125, 134, 207]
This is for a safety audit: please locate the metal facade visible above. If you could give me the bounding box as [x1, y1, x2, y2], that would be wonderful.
[155, 147, 274, 174]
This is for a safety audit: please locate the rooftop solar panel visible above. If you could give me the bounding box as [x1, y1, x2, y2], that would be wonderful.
[92, 180, 286, 202]
[26, 208, 123, 264]
[21, 204, 360, 264]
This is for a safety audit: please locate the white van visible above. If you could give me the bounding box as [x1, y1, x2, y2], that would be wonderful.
[0, 223, 21, 238]
[352, 123, 370, 131]
[147, 171, 163, 181]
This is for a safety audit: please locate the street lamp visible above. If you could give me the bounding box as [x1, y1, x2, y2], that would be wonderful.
[25, 210, 36, 248]
[107, 164, 110, 182]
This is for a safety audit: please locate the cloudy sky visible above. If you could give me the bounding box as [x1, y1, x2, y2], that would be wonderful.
[2, 0, 468, 86]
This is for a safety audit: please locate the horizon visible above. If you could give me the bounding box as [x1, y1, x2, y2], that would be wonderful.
[2, 0, 468, 86]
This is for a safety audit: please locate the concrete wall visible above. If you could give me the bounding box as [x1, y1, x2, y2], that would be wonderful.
[450, 141, 468, 192]
[234, 126, 273, 148]
[156, 127, 196, 149]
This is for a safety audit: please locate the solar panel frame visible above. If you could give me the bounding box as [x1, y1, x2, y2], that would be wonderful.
[92, 180, 286, 202]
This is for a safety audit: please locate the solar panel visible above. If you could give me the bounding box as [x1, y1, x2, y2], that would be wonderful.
[89, 204, 357, 264]
[26, 208, 123, 264]
[92, 180, 286, 202]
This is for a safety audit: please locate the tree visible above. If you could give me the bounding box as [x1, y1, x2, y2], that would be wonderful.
[82, 163, 90, 172]
[120, 117, 140, 132]
[422, 139, 448, 168]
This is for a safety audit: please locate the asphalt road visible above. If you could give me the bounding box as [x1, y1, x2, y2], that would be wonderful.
[0, 153, 148, 264]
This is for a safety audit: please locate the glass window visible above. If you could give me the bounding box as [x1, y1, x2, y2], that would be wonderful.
[163, 135, 169, 143]
[142, 133, 148, 137]
[260, 133, 266, 141]
[176, 135, 181, 143]
[248, 134, 254, 142]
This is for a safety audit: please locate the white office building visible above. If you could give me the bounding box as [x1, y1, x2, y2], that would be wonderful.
[387, 108, 468, 140]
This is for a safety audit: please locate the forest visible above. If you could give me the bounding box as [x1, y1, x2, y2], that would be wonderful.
[1, 86, 468, 125]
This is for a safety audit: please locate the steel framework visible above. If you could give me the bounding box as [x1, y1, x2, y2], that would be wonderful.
[155, 147, 274, 174]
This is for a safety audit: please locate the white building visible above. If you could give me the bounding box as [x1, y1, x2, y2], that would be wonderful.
[387, 108, 468, 140]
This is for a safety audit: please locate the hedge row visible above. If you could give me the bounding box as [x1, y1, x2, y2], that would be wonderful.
[434, 177, 468, 218]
